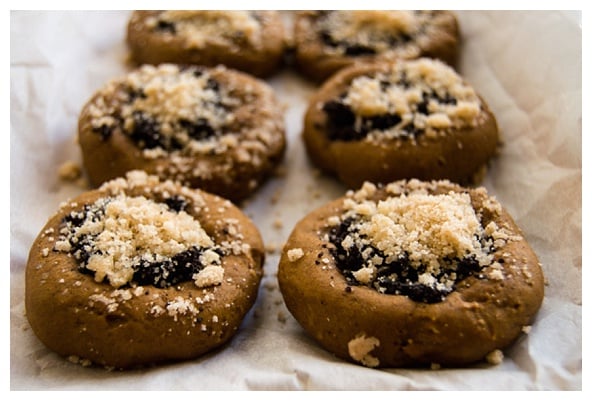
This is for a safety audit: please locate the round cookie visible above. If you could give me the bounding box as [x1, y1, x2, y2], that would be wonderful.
[126, 10, 286, 78]
[303, 58, 499, 188]
[293, 11, 459, 82]
[278, 179, 544, 368]
[25, 171, 265, 369]
[78, 64, 286, 203]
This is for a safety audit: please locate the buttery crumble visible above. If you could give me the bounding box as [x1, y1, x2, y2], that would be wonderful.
[146, 11, 263, 50]
[322, 58, 483, 142]
[315, 11, 436, 56]
[50, 171, 251, 291]
[326, 180, 520, 303]
[347, 333, 380, 368]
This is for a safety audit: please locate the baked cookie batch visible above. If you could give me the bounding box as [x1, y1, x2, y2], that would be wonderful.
[293, 11, 459, 82]
[78, 63, 285, 203]
[303, 58, 499, 187]
[26, 171, 264, 368]
[278, 180, 543, 368]
[25, 11, 544, 371]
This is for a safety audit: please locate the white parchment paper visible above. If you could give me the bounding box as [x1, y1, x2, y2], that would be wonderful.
[9, 11, 582, 390]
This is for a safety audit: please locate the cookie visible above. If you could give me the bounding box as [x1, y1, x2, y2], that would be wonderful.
[278, 179, 544, 368]
[78, 64, 286, 203]
[25, 171, 265, 369]
[303, 58, 499, 188]
[293, 11, 459, 82]
[126, 11, 286, 78]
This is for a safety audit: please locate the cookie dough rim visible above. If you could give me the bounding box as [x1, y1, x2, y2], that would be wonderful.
[278, 180, 544, 368]
[25, 176, 265, 369]
[77, 65, 286, 202]
[302, 60, 499, 187]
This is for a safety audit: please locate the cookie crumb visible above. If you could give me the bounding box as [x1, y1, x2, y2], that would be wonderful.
[485, 349, 504, 365]
[287, 248, 304, 262]
[193, 265, 224, 288]
[68, 355, 92, 367]
[272, 218, 283, 230]
[58, 160, 82, 181]
[521, 325, 532, 334]
[277, 310, 287, 323]
[348, 333, 380, 368]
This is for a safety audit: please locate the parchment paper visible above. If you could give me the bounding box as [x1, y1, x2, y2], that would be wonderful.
[9, 11, 582, 390]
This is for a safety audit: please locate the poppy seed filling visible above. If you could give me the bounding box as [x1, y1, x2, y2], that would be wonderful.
[88, 64, 240, 156]
[326, 182, 500, 303]
[146, 10, 263, 49]
[315, 11, 434, 56]
[322, 59, 483, 142]
[54, 194, 224, 289]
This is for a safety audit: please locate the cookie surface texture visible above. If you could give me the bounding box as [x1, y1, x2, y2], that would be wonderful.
[303, 59, 499, 188]
[294, 11, 459, 82]
[278, 179, 544, 368]
[127, 10, 286, 77]
[25, 171, 265, 369]
[78, 64, 286, 203]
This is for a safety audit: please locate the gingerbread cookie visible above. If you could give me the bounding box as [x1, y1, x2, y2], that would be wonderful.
[25, 171, 265, 369]
[278, 179, 544, 368]
[78, 64, 285, 203]
[293, 11, 459, 82]
[303, 59, 499, 188]
[127, 10, 286, 78]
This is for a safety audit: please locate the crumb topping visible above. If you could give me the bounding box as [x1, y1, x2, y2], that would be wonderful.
[327, 180, 517, 303]
[55, 193, 222, 289]
[84, 64, 283, 185]
[314, 11, 442, 57]
[322, 59, 483, 142]
[146, 11, 262, 49]
[50, 172, 241, 290]
[287, 248, 305, 262]
[88, 64, 239, 156]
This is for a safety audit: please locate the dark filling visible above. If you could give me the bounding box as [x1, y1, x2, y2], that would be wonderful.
[322, 87, 458, 142]
[328, 217, 489, 303]
[60, 197, 221, 288]
[94, 124, 114, 140]
[90, 87, 145, 141]
[131, 246, 223, 288]
[319, 30, 377, 56]
[155, 19, 176, 34]
[317, 11, 417, 56]
[163, 195, 188, 212]
[129, 111, 169, 149]
[179, 118, 216, 141]
[91, 77, 223, 150]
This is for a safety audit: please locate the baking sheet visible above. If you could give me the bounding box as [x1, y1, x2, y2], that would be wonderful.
[9, 11, 582, 390]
